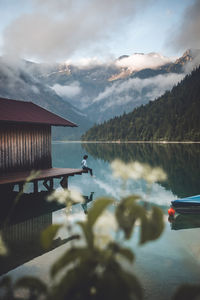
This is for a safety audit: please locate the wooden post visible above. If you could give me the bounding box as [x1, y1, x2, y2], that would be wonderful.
[33, 180, 38, 194]
[43, 178, 54, 191]
[19, 183, 24, 192]
[60, 176, 68, 189]
[49, 178, 53, 191]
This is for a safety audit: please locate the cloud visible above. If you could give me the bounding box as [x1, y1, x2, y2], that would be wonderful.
[93, 73, 185, 111]
[183, 49, 200, 73]
[65, 57, 109, 69]
[115, 53, 176, 72]
[0, 56, 32, 90]
[2, 0, 152, 61]
[170, 0, 200, 52]
[52, 82, 82, 98]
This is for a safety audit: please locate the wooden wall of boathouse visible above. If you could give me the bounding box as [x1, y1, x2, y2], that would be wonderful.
[0, 123, 52, 173]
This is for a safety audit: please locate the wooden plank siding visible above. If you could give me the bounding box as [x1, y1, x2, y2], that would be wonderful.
[0, 123, 51, 173]
[1, 213, 52, 241]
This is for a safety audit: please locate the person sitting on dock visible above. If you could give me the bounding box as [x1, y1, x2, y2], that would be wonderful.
[81, 155, 93, 177]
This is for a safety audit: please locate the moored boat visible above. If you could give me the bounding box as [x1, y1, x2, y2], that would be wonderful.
[171, 195, 200, 214]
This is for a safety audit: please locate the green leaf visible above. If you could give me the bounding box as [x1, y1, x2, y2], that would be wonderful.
[115, 195, 143, 239]
[77, 221, 94, 249]
[140, 215, 149, 245]
[108, 242, 135, 263]
[121, 195, 141, 205]
[40, 224, 62, 249]
[87, 197, 114, 226]
[119, 270, 143, 300]
[95, 259, 143, 300]
[14, 276, 47, 295]
[50, 258, 98, 300]
[0, 276, 11, 289]
[140, 206, 164, 244]
[0, 276, 13, 300]
[118, 247, 135, 263]
[173, 284, 200, 300]
[51, 247, 89, 278]
[150, 206, 165, 240]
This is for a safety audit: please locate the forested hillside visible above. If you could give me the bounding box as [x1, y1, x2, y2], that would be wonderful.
[82, 67, 200, 141]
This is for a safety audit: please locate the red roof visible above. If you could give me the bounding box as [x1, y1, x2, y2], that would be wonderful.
[0, 98, 77, 127]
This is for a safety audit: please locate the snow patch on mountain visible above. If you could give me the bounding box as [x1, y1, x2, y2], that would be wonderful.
[115, 52, 177, 72]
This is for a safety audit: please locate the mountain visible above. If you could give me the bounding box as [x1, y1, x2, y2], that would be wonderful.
[0, 49, 199, 141]
[37, 49, 200, 124]
[81, 66, 200, 141]
[0, 58, 93, 140]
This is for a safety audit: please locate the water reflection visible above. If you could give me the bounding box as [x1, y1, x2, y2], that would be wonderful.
[82, 143, 200, 198]
[169, 214, 200, 231]
[0, 192, 65, 226]
[0, 191, 93, 276]
[0, 212, 64, 276]
[81, 192, 94, 214]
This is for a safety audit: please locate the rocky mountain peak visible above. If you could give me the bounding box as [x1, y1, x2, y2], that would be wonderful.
[175, 49, 200, 65]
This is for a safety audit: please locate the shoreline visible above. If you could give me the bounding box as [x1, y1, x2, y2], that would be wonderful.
[52, 140, 200, 144]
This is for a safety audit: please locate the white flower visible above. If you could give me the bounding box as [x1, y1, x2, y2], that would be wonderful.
[129, 161, 146, 180]
[143, 166, 167, 183]
[0, 234, 7, 256]
[111, 160, 131, 180]
[69, 189, 85, 203]
[47, 188, 84, 205]
[93, 211, 118, 249]
[111, 159, 167, 184]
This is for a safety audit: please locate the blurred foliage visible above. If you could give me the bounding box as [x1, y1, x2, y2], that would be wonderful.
[173, 284, 200, 300]
[0, 160, 195, 300]
[0, 194, 165, 299]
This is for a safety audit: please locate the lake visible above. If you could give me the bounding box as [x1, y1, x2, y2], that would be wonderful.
[0, 142, 200, 299]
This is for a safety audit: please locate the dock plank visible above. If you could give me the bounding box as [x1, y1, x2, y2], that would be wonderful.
[0, 168, 87, 185]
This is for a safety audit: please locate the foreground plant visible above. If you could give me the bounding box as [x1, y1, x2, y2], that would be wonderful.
[0, 161, 166, 300]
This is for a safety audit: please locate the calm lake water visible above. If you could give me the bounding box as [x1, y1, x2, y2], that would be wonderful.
[1, 142, 200, 299]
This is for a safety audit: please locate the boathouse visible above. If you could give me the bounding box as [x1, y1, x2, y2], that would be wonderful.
[0, 97, 86, 193]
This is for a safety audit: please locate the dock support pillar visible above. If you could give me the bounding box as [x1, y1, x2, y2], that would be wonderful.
[43, 178, 54, 192]
[18, 183, 24, 192]
[60, 176, 68, 189]
[33, 181, 38, 194]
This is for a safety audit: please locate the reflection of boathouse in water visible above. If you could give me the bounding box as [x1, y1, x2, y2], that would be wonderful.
[0, 190, 94, 276]
[0, 97, 86, 194]
[0, 210, 70, 276]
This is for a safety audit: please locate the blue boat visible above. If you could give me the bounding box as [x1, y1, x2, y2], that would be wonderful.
[171, 195, 200, 214]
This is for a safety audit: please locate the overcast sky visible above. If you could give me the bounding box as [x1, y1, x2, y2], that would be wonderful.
[0, 0, 199, 63]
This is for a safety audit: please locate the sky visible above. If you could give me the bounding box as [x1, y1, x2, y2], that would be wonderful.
[0, 0, 199, 63]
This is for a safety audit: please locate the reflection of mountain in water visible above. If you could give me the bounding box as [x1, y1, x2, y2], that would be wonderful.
[82, 143, 200, 198]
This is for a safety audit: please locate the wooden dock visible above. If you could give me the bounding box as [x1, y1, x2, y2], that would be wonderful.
[0, 168, 88, 193]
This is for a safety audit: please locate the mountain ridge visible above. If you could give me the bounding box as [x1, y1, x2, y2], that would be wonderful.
[81, 66, 200, 141]
[38, 49, 200, 123]
[0, 58, 93, 140]
[0, 49, 199, 140]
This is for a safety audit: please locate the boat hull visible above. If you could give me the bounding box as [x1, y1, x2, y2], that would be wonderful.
[171, 195, 200, 214]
